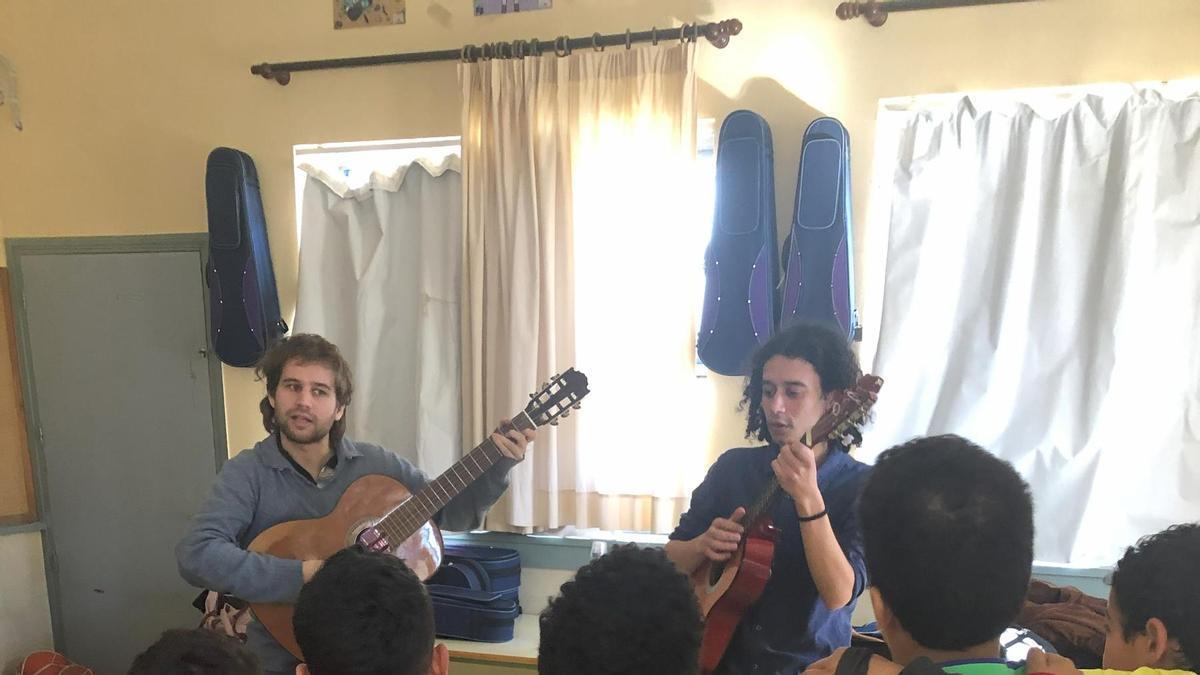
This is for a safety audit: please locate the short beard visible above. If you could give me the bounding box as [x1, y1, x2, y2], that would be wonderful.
[275, 411, 332, 447]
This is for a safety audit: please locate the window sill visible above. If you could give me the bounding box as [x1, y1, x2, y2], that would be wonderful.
[443, 530, 669, 571]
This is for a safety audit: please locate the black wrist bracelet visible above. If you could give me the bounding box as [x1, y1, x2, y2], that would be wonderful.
[797, 509, 828, 522]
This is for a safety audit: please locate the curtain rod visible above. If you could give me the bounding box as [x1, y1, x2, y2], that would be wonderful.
[250, 19, 742, 86]
[837, 0, 1040, 27]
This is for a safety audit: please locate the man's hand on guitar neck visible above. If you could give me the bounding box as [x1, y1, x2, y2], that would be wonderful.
[490, 418, 536, 462]
[772, 440, 825, 517]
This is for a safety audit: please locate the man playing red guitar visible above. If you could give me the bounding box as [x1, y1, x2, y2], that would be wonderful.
[177, 334, 534, 675]
[666, 322, 871, 674]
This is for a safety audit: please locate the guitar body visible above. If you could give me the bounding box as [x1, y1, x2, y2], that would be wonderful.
[693, 519, 780, 674]
[247, 474, 444, 658]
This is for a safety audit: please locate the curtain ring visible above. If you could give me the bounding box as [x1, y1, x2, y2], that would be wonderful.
[460, 44, 474, 62]
[529, 38, 541, 56]
[512, 39, 525, 59]
[693, 23, 700, 43]
[554, 35, 571, 57]
[624, 28, 632, 49]
[651, 26, 658, 46]
[481, 42, 493, 60]
[679, 23, 690, 44]
[592, 32, 604, 52]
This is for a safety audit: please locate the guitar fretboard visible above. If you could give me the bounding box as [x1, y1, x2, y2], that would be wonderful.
[371, 412, 536, 544]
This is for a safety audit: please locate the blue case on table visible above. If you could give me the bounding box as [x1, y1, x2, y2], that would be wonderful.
[426, 545, 522, 642]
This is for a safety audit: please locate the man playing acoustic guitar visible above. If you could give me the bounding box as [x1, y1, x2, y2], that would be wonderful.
[177, 334, 534, 675]
[665, 322, 872, 674]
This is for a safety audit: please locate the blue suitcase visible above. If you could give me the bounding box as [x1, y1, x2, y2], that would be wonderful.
[779, 117, 860, 341]
[204, 147, 288, 367]
[426, 545, 522, 641]
[425, 586, 521, 642]
[428, 545, 521, 602]
[697, 110, 780, 375]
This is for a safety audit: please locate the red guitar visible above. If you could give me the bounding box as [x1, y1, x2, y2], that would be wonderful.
[692, 374, 883, 674]
[247, 369, 590, 658]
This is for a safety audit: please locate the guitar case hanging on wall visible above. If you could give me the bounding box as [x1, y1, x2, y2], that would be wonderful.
[204, 147, 288, 367]
[697, 110, 779, 376]
[778, 117, 860, 341]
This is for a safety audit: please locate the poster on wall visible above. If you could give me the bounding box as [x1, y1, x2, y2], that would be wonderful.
[474, 0, 552, 16]
[334, 0, 406, 29]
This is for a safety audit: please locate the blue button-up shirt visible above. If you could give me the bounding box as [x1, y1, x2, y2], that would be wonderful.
[670, 444, 870, 674]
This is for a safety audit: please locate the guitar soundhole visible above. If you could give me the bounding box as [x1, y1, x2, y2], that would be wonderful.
[356, 526, 391, 553]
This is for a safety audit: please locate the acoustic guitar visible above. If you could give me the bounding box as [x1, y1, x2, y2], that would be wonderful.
[247, 368, 590, 658]
[692, 374, 882, 674]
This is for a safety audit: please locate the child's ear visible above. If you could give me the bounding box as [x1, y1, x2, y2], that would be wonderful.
[1144, 617, 1176, 667]
[870, 587, 894, 631]
[430, 643, 450, 675]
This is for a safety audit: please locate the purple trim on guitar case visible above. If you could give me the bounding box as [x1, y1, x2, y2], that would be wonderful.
[748, 245, 774, 345]
[782, 246, 801, 322]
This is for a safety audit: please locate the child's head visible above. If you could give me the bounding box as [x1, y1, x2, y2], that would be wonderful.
[129, 629, 261, 674]
[858, 434, 1034, 661]
[293, 547, 446, 675]
[1104, 523, 1200, 670]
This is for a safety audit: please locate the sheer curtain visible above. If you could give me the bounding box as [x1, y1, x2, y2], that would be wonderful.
[460, 44, 701, 532]
[294, 157, 463, 474]
[862, 82, 1200, 565]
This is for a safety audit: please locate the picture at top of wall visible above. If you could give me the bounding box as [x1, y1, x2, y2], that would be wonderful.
[334, 0, 406, 28]
[474, 0, 552, 16]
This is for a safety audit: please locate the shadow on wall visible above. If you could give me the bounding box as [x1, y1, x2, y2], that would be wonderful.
[693, 75, 827, 467]
[698, 75, 825, 250]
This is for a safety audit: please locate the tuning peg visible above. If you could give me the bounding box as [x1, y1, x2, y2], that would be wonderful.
[549, 420, 559, 426]
[529, 392, 539, 400]
[572, 403, 582, 410]
[560, 410, 571, 418]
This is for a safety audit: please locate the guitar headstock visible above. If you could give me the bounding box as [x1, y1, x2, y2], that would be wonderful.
[809, 374, 883, 446]
[523, 368, 590, 428]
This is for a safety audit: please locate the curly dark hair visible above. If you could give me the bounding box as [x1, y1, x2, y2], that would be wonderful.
[129, 628, 261, 674]
[739, 322, 863, 445]
[293, 547, 434, 675]
[538, 544, 703, 675]
[1110, 523, 1200, 669]
[859, 434, 1034, 651]
[255, 333, 354, 446]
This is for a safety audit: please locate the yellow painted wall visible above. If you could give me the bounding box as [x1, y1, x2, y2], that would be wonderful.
[2, 0, 1198, 460]
[0, 531, 53, 671]
[0, 0, 1197, 661]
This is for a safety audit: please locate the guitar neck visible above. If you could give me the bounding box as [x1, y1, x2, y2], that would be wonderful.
[380, 412, 535, 540]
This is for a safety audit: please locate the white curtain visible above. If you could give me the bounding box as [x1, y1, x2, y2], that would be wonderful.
[460, 44, 700, 533]
[294, 157, 463, 474]
[862, 83, 1200, 565]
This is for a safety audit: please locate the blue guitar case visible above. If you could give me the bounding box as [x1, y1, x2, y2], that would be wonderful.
[697, 110, 780, 376]
[779, 117, 860, 341]
[204, 147, 288, 367]
[426, 545, 522, 642]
